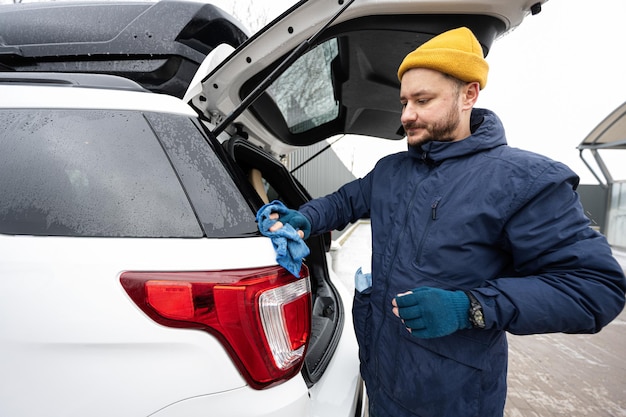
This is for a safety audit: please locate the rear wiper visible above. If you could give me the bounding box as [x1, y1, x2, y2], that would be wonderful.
[212, 0, 355, 137]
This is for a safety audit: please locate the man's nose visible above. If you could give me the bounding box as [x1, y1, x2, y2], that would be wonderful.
[401, 103, 417, 124]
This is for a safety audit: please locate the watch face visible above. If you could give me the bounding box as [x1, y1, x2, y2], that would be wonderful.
[471, 308, 485, 328]
[466, 291, 485, 329]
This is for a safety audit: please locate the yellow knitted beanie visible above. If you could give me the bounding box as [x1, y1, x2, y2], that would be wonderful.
[397, 27, 489, 89]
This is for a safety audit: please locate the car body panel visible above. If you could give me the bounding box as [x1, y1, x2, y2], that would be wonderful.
[0, 235, 276, 415]
[0, 236, 359, 416]
[149, 378, 310, 417]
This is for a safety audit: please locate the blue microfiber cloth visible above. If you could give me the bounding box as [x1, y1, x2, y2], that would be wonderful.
[256, 201, 310, 277]
[354, 267, 372, 293]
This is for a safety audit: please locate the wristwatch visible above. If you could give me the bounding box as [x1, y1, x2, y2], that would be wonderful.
[465, 291, 486, 329]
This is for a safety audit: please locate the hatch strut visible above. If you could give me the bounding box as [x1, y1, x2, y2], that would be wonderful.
[212, 0, 355, 137]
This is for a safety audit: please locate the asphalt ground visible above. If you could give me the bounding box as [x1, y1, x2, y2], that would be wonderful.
[331, 221, 626, 417]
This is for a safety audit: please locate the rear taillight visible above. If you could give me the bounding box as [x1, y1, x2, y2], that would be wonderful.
[120, 265, 311, 389]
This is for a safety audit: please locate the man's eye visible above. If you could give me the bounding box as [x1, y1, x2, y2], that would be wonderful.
[417, 99, 429, 105]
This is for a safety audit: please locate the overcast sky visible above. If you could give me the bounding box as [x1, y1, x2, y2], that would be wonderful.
[211, 0, 626, 184]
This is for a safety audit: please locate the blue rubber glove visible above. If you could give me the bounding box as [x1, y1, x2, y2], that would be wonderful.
[394, 287, 471, 339]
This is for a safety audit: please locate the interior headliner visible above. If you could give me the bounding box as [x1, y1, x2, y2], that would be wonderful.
[244, 13, 506, 146]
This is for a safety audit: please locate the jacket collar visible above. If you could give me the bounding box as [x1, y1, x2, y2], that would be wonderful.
[408, 108, 507, 164]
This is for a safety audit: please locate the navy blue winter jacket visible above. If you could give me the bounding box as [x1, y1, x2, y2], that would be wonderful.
[299, 108, 626, 417]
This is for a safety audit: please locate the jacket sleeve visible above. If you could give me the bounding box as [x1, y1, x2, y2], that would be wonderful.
[474, 162, 626, 335]
[298, 173, 373, 236]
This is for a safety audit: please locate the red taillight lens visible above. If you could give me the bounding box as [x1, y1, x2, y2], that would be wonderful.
[145, 281, 194, 320]
[120, 266, 311, 389]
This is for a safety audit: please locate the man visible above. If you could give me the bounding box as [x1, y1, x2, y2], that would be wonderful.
[261, 27, 626, 417]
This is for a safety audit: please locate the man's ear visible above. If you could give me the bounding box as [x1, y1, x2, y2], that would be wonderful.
[463, 82, 480, 109]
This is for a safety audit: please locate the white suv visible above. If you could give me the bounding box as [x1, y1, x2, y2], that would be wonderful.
[0, 71, 361, 416]
[0, 1, 545, 416]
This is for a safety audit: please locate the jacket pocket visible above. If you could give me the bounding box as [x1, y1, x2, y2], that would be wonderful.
[379, 327, 508, 416]
[352, 287, 372, 365]
[388, 332, 482, 417]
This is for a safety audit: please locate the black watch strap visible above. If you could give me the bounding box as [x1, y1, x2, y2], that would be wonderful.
[465, 291, 486, 329]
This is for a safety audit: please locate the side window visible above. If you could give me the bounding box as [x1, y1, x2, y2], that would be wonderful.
[268, 38, 339, 133]
[147, 114, 258, 237]
[0, 109, 202, 237]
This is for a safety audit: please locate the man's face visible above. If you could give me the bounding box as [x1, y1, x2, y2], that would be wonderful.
[399, 68, 463, 148]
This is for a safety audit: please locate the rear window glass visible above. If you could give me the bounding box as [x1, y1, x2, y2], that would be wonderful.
[145, 113, 258, 237]
[268, 38, 339, 133]
[0, 109, 255, 237]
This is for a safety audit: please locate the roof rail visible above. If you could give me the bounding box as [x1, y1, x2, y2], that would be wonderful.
[0, 72, 147, 92]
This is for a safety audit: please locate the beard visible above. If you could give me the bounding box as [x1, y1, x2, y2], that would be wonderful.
[405, 102, 461, 149]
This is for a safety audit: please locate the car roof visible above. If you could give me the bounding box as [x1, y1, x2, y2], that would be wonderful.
[0, 72, 196, 116]
[188, 0, 549, 155]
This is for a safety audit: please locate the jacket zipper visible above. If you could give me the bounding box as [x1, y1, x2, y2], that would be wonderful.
[414, 196, 441, 263]
[431, 197, 441, 220]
